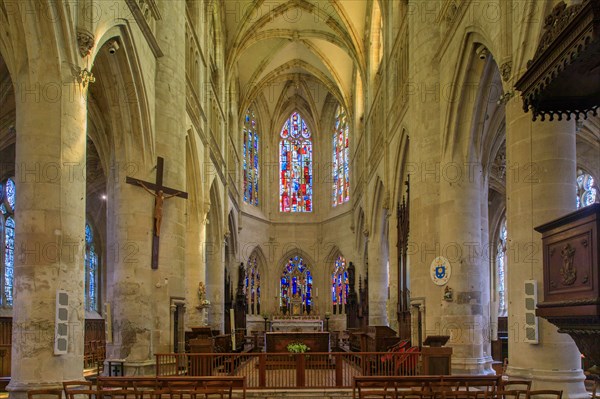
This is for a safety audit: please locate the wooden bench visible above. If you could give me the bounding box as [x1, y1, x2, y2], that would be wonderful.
[97, 376, 246, 399]
[352, 376, 503, 399]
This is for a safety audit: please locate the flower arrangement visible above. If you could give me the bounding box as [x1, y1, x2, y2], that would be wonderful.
[286, 342, 310, 353]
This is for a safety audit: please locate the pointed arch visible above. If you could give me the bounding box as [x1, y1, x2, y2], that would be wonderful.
[279, 111, 313, 213]
[89, 24, 155, 166]
[244, 246, 267, 315]
[278, 252, 314, 315]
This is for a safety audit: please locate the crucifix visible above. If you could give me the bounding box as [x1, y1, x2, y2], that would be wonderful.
[126, 157, 188, 269]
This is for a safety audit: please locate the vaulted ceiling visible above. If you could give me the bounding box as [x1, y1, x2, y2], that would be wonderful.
[225, 0, 370, 130]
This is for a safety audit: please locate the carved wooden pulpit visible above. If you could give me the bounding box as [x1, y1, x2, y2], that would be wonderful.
[535, 203, 600, 364]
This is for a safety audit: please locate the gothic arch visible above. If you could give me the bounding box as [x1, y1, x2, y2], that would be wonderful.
[90, 25, 154, 166]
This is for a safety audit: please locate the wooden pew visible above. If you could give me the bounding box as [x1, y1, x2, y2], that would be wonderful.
[352, 375, 503, 399]
[96, 376, 246, 399]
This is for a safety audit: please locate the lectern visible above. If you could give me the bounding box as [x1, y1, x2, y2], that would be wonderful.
[421, 335, 452, 375]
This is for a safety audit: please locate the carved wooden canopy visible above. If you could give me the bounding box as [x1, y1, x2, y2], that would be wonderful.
[515, 0, 600, 121]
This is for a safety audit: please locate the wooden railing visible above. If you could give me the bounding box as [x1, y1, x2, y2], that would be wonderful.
[155, 352, 421, 389]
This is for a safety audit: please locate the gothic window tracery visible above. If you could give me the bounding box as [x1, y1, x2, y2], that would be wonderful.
[576, 169, 598, 209]
[280, 256, 312, 314]
[244, 254, 260, 315]
[331, 255, 349, 314]
[85, 221, 99, 312]
[243, 110, 259, 206]
[280, 112, 312, 212]
[332, 106, 350, 206]
[0, 178, 15, 308]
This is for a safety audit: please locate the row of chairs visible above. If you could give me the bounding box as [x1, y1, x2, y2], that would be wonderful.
[357, 379, 563, 399]
[27, 380, 234, 399]
[84, 340, 106, 369]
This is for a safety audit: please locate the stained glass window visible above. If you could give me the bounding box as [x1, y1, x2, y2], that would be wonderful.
[1, 178, 15, 308]
[331, 255, 349, 314]
[280, 112, 312, 212]
[85, 222, 99, 312]
[243, 110, 259, 206]
[280, 256, 313, 314]
[332, 106, 350, 206]
[496, 220, 507, 316]
[576, 169, 598, 209]
[244, 254, 260, 315]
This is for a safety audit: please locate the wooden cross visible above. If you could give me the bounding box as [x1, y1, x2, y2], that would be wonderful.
[126, 157, 188, 269]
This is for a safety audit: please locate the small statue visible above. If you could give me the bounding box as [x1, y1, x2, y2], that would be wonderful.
[198, 281, 210, 306]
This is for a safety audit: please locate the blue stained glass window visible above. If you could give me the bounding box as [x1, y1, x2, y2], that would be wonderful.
[496, 220, 507, 316]
[331, 255, 348, 308]
[243, 110, 259, 206]
[4, 217, 14, 307]
[244, 254, 261, 315]
[332, 106, 350, 206]
[280, 256, 313, 313]
[5, 178, 15, 212]
[280, 112, 312, 212]
[576, 169, 598, 209]
[85, 222, 99, 312]
[1, 178, 15, 308]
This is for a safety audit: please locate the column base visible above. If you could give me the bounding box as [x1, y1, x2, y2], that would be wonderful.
[7, 382, 63, 399]
[451, 355, 495, 375]
[506, 365, 587, 398]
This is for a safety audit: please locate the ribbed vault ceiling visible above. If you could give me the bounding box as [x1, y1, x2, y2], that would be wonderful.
[226, 0, 369, 127]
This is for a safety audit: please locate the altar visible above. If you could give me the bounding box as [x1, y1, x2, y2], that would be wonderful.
[270, 316, 323, 332]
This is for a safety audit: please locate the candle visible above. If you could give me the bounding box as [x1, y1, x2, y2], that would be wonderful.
[316, 288, 319, 297]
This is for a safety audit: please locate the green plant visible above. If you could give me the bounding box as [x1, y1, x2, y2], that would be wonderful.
[286, 342, 310, 353]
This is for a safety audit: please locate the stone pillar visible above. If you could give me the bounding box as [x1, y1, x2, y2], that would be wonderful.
[368, 222, 389, 326]
[505, 99, 586, 396]
[9, 71, 87, 396]
[105, 1, 187, 374]
[185, 209, 208, 328]
[153, 0, 187, 356]
[406, 0, 441, 349]
[438, 160, 493, 374]
[206, 200, 225, 332]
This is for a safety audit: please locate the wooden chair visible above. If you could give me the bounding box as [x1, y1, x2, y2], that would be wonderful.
[499, 381, 531, 392]
[525, 391, 562, 399]
[167, 381, 198, 399]
[390, 381, 425, 399]
[422, 382, 460, 399]
[99, 389, 138, 399]
[132, 381, 158, 399]
[28, 389, 64, 399]
[484, 391, 521, 399]
[464, 379, 497, 393]
[439, 392, 484, 399]
[592, 378, 599, 399]
[357, 381, 390, 399]
[200, 381, 233, 399]
[63, 381, 98, 399]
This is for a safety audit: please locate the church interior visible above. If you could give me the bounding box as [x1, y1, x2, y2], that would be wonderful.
[0, 0, 598, 398]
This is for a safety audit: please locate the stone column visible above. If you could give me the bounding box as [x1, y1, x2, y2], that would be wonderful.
[505, 99, 586, 396]
[105, 1, 187, 374]
[438, 159, 493, 374]
[206, 199, 225, 332]
[9, 71, 87, 395]
[406, 0, 442, 348]
[185, 208, 208, 328]
[153, 0, 187, 356]
[367, 232, 389, 326]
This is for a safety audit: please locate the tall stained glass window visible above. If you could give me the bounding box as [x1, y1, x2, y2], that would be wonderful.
[280, 112, 312, 212]
[332, 106, 350, 206]
[245, 254, 261, 315]
[496, 220, 507, 316]
[331, 255, 348, 314]
[243, 110, 259, 206]
[0, 178, 15, 308]
[576, 169, 598, 209]
[85, 222, 99, 312]
[280, 256, 313, 314]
